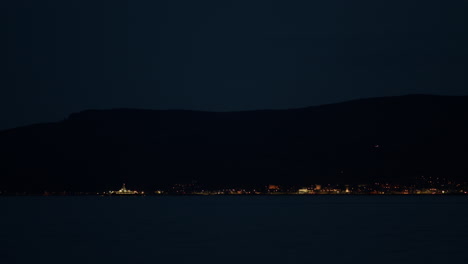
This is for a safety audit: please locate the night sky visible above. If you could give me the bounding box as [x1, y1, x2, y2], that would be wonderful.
[1, 0, 467, 130]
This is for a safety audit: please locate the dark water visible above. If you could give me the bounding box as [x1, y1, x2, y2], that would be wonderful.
[2, 196, 468, 264]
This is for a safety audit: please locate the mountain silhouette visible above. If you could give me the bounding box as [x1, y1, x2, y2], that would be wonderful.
[1, 94, 468, 193]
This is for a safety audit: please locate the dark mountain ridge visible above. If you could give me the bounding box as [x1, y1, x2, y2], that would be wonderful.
[1, 94, 468, 193]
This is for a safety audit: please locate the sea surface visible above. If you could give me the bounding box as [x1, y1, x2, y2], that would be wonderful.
[2, 196, 468, 264]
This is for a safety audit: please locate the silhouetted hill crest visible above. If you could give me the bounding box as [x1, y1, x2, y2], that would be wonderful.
[1, 94, 468, 192]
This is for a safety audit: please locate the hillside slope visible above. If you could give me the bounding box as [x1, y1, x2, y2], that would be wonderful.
[1, 95, 468, 192]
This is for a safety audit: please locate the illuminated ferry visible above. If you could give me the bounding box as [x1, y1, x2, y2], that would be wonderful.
[108, 184, 142, 195]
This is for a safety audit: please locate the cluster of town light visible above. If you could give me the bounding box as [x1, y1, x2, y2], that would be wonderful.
[103, 182, 467, 196]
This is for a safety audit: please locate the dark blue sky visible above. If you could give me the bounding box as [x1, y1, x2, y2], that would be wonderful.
[1, 0, 467, 129]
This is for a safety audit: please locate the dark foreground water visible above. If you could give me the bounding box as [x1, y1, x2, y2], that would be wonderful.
[1, 196, 468, 264]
